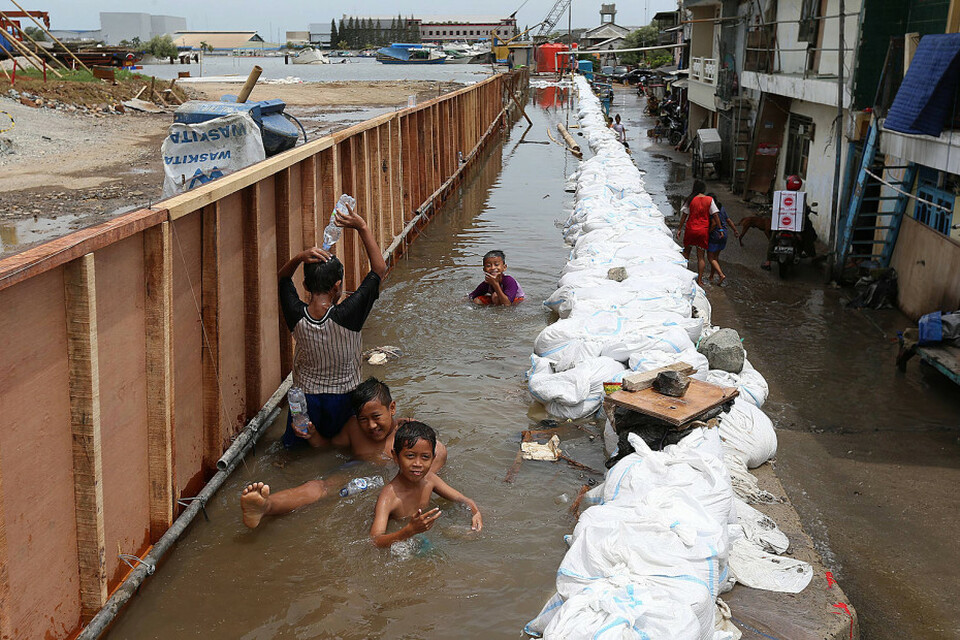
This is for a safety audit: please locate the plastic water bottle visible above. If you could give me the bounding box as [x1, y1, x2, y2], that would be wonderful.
[287, 387, 310, 436]
[322, 193, 356, 250]
[339, 475, 384, 498]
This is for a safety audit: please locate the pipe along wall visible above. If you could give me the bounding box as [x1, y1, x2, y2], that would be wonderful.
[0, 68, 529, 640]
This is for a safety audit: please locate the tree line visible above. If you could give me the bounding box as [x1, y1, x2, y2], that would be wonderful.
[330, 15, 420, 50]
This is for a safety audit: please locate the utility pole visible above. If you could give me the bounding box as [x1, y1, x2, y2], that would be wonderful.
[830, 0, 845, 276]
[567, 0, 572, 77]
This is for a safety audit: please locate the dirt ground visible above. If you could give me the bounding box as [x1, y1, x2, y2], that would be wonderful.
[0, 79, 462, 257]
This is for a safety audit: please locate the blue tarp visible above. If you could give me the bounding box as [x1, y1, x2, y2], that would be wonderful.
[884, 33, 960, 137]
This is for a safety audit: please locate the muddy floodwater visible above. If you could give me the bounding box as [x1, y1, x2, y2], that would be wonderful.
[106, 86, 593, 639]
[104, 86, 960, 640]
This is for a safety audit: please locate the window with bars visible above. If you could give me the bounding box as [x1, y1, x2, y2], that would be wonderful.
[914, 167, 955, 235]
[784, 114, 815, 180]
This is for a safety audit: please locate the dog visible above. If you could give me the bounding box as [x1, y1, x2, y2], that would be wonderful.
[738, 215, 772, 246]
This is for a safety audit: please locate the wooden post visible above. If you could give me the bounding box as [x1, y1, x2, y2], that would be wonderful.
[201, 203, 222, 472]
[63, 253, 108, 621]
[242, 184, 262, 417]
[369, 127, 385, 250]
[337, 140, 359, 285]
[417, 110, 428, 209]
[300, 155, 317, 249]
[143, 223, 174, 543]
[318, 147, 336, 249]
[274, 169, 293, 378]
[391, 117, 405, 233]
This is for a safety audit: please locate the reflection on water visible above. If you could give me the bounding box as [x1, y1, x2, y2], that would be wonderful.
[0, 213, 86, 255]
[106, 90, 596, 639]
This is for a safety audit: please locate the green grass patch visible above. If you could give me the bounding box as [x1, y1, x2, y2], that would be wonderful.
[16, 67, 150, 83]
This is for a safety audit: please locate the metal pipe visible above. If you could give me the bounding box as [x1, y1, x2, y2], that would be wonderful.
[77, 374, 291, 639]
[830, 0, 845, 272]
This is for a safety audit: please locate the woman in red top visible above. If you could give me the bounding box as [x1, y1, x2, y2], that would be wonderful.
[675, 180, 721, 286]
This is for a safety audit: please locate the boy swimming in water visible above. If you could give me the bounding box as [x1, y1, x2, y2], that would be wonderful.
[370, 422, 482, 548]
[468, 250, 524, 306]
[241, 378, 446, 528]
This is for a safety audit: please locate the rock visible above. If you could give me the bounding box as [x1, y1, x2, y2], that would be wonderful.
[653, 370, 690, 397]
[0, 137, 13, 155]
[607, 266, 628, 282]
[20, 96, 37, 108]
[697, 328, 745, 373]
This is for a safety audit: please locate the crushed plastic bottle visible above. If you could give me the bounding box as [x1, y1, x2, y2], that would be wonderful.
[322, 193, 356, 250]
[287, 387, 310, 436]
[339, 475, 385, 498]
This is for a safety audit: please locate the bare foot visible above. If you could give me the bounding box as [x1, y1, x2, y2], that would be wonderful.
[241, 482, 271, 529]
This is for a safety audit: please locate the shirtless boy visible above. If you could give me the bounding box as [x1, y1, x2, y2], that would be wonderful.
[370, 422, 482, 548]
[241, 378, 445, 528]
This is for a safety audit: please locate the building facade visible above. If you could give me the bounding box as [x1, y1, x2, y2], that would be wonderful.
[99, 12, 186, 45]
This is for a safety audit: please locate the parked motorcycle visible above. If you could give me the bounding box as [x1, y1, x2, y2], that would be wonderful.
[771, 200, 818, 278]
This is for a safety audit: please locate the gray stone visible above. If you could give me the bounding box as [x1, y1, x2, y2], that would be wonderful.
[607, 266, 628, 282]
[698, 328, 745, 373]
[653, 370, 690, 397]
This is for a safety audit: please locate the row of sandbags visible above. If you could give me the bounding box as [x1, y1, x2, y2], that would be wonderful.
[524, 77, 812, 640]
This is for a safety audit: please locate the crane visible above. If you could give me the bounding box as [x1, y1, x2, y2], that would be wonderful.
[533, 0, 573, 40]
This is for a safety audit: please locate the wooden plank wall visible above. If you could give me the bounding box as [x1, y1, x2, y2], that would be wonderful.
[0, 69, 527, 640]
[890, 215, 960, 319]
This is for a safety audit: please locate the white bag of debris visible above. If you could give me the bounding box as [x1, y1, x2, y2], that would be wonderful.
[603, 432, 734, 527]
[628, 348, 710, 379]
[728, 540, 813, 593]
[717, 398, 777, 468]
[527, 355, 626, 419]
[162, 112, 265, 198]
[704, 363, 769, 408]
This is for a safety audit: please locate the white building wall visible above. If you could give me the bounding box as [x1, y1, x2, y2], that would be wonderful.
[150, 15, 187, 39]
[775, 100, 851, 240]
[99, 12, 152, 45]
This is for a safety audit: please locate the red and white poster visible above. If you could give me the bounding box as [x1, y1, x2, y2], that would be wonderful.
[772, 190, 805, 232]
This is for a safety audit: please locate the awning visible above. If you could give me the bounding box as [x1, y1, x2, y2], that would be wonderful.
[670, 78, 689, 89]
[884, 33, 960, 137]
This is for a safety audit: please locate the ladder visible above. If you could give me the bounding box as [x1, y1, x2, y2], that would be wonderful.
[837, 117, 917, 271]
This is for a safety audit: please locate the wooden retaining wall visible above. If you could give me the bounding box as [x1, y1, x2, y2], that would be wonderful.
[0, 68, 528, 640]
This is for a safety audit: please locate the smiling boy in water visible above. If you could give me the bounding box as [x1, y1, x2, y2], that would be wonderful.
[370, 422, 482, 548]
[469, 249, 524, 306]
[240, 378, 446, 528]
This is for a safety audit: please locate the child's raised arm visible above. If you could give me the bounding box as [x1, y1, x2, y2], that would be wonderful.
[336, 204, 388, 279]
[432, 476, 482, 532]
[370, 490, 441, 548]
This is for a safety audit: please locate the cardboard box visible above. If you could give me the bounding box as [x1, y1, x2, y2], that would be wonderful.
[772, 190, 805, 232]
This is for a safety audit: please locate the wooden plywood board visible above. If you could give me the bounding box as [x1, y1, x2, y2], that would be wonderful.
[242, 184, 263, 418]
[0, 268, 83, 637]
[256, 177, 281, 404]
[605, 380, 739, 427]
[93, 237, 152, 588]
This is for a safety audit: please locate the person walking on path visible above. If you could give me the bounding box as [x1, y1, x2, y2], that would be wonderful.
[706, 192, 740, 286]
[675, 180, 721, 287]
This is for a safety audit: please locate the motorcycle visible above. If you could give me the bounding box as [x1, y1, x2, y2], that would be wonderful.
[771, 201, 818, 278]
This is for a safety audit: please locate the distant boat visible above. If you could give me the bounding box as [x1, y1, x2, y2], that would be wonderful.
[376, 43, 447, 64]
[443, 43, 492, 64]
[291, 47, 329, 64]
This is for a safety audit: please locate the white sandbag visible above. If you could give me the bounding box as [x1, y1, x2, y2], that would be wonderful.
[704, 367, 769, 408]
[728, 539, 813, 593]
[628, 348, 710, 379]
[528, 354, 625, 410]
[526, 581, 701, 640]
[731, 498, 789, 554]
[724, 454, 778, 504]
[601, 325, 696, 362]
[603, 432, 734, 527]
[717, 398, 777, 468]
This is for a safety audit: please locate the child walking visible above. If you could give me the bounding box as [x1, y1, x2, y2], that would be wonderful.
[706, 192, 740, 286]
[469, 250, 524, 306]
[675, 180, 721, 287]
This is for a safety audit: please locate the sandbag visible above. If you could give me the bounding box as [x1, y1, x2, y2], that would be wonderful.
[716, 397, 777, 468]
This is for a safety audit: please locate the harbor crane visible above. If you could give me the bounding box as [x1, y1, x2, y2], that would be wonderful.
[533, 0, 573, 40]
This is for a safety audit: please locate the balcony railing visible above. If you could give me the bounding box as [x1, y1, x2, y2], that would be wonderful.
[691, 57, 717, 85]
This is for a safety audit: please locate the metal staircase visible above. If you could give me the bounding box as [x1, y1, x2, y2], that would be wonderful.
[837, 118, 917, 270]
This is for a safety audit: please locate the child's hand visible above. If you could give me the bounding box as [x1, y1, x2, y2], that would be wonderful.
[471, 511, 483, 532]
[484, 272, 502, 288]
[334, 202, 367, 231]
[409, 507, 441, 534]
[295, 422, 317, 439]
[300, 247, 332, 264]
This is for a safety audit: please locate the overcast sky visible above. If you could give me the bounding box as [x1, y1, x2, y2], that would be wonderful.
[39, 1, 678, 41]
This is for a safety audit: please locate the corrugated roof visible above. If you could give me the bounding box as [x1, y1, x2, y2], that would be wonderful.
[172, 31, 262, 50]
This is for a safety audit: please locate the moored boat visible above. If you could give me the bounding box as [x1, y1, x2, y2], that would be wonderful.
[291, 47, 329, 64]
[376, 43, 447, 64]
